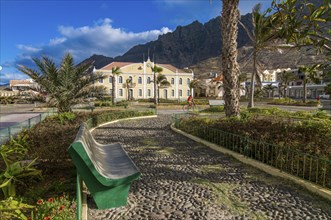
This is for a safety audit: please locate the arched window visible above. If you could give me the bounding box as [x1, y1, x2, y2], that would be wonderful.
[171, 90, 175, 97]
[147, 77, 151, 84]
[109, 76, 113, 83]
[119, 89, 123, 96]
[119, 76, 123, 83]
[171, 78, 174, 85]
[187, 78, 190, 85]
[139, 89, 142, 96]
[179, 90, 182, 97]
[138, 77, 142, 84]
[179, 78, 182, 85]
[147, 89, 151, 96]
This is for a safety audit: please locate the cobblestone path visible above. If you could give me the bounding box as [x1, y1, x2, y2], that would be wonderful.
[89, 115, 331, 220]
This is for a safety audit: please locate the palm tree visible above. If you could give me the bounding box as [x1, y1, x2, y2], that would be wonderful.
[239, 4, 281, 108]
[18, 53, 105, 113]
[221, 0, 241, 117]
[298, 65, 321, 103]
[151, 65, 163, 104]
[156, 73, 170, 102]
[238, 72, 248, 98]
[123, 78, 133, 101]
[111, 66, 122, 105]
[270, 1, 331, 99]
[189, 79, 200, 97]
[277, 70, 296, 98]
[263, 83, 276, 98]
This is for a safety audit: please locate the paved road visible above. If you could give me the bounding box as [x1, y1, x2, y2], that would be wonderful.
[90, 115, 331, 220]
[0, 113, 41, 129]
[0, 104, 46, 129]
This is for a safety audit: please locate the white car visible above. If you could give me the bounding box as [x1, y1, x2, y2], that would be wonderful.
[319, 94, 330, 99]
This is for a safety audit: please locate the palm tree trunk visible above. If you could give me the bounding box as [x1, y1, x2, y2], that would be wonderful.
[248, 52, 257, 108]
[248, 73, 255, 108]
[154, 73, 158, 104]
[303, 79, 307, 103]
[221, 0, 240, 117]
[112, 76, 116, 105]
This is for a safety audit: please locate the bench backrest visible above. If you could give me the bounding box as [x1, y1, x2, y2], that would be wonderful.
[68, 123, 140, 189]
[208, 100, 225, 106]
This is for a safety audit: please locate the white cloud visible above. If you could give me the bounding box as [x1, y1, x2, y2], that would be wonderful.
[10, 18, 172, 72]
[16, 45, 41, 52]
[49, 37, 66, 46]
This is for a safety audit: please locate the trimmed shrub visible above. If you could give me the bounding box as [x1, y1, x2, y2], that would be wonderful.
[200, 106, 225, 113]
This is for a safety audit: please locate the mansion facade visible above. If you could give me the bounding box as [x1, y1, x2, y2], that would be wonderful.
[94, 58, 194, 101]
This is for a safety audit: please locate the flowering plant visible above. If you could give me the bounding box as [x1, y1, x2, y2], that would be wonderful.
[29, 195, 75, 220]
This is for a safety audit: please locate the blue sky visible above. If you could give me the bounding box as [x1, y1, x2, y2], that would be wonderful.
[0, 0, 272, 84]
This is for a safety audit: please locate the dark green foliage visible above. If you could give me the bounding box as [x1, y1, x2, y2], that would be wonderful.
[18, 53, 106, 113]
[24, 110, 155, 162]
[179, 115, 331, 158]
[268, 99, 320, 106]
[200, 106, 225, 112]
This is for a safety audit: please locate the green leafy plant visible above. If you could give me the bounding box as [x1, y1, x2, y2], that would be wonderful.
[58, 112, 76, 124]
[29, 195, 75, 220]
[0, 135, 41, 198]
[0, 197, 34, 220]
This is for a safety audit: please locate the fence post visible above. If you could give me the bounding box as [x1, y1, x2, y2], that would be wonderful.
[8, 127, 11, 139]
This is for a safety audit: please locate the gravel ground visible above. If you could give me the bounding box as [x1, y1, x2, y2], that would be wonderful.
[89, 115, 331, 220]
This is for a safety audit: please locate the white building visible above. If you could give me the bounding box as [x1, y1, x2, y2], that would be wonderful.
[94, 58, 194, 101]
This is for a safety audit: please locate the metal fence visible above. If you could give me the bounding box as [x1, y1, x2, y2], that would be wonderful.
[0, 111, 55, 145]
[173, 114, 331, 190]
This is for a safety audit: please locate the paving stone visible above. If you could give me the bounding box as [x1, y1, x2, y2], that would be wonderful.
[87, 115, 331, 220]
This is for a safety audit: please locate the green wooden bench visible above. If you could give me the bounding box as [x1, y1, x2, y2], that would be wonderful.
[68, 123, 140, 209]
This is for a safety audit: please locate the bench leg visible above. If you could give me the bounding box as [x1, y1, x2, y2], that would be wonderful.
[76, 174, 82, 220]
[92, 183, 131, 209]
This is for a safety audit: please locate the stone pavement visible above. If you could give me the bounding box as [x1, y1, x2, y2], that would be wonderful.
[90, 115, 331, 220]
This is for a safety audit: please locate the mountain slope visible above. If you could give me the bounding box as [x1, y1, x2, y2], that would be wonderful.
[114, 14, 253, 68]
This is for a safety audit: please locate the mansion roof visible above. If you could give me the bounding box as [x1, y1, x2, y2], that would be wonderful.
[100, 62, 135, 70]
[99, 61, 193, 74]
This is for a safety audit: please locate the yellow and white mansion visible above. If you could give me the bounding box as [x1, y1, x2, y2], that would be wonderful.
[93, 58, 194, 101]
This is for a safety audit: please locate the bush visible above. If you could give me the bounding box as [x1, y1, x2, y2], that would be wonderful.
[178, 115, 331, 158]
[200, 106, 224, 113]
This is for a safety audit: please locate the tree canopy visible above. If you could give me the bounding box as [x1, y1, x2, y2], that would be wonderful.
[18, 53, 105, 113]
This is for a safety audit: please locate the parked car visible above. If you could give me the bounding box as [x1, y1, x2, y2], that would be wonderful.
[319, 94, 330, 99]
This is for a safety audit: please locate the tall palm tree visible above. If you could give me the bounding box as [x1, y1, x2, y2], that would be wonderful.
[156, 74, 170, 101]
[189, 79, 200, 97]
[221, 0, 241, 117]
[238, 72, 248, 97]
[111, 66, 122, 105]
[277, 70, 296, 98]
[270, 0, 331, 98]
[263, 83, 276, 98]
[124, 78, 133, 101]
[151, 65, 163, 104]
[298, 65, 321, 103]
[18, 53, 105, 113]
[239, 4, 281, 108]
